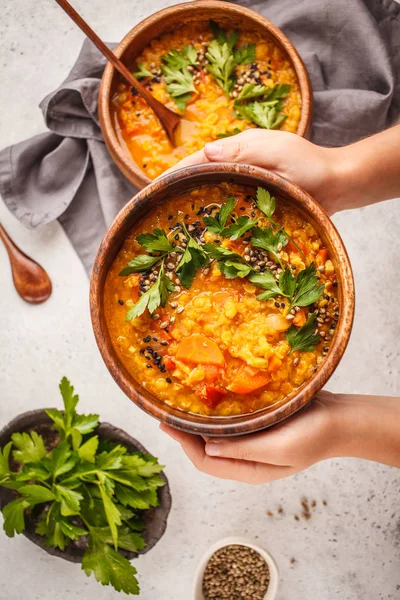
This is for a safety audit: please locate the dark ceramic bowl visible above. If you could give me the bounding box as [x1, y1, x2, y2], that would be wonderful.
[0, 409, 171, 563]
[90, 163, 355, 437]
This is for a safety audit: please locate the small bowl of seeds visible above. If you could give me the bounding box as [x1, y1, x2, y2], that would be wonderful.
[193, 537, 279, 600]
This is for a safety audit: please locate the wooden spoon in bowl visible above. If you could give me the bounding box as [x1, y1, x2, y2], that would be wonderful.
[0, 223, 52, 304]
[54, 0, 181, 145]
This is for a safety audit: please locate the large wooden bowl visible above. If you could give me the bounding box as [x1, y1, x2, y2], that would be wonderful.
[99, 1, 313, 189]
[90, 163, 354, 437]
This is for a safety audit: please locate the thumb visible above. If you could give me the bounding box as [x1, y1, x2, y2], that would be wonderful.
[203, 130, 282, 166]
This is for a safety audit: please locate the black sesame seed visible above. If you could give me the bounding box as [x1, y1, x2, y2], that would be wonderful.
[324, 295, 330, 301]
[251, 212, 256, 218]
[166, 378, 172, 383]
[146, 365, 153, 369]
[142, 163, 147, 168]
[145, 356, 151, 361]
[152, 76, 160, 83]
[330, 297, 335, 302]
[138, 292, 142, 297]
[275, 302, 280, 308]
[118, 299, 124, 305]
[184, 214, 190, 219]
[160, 365, 166, 373]
[240, 206, 246, 211]
[143, 336, 151, 343]
[324, 347, 329, 352]
[152, 337, 158, 342]
[291, 265, 296, 270]
[131, 87, 138, 96]
[333, 281, 338, 287]
[139, 349, 145, 355]
[168, 215, 173, 220]
[281, 302, 285, 308]
[172, 242, 176, 248]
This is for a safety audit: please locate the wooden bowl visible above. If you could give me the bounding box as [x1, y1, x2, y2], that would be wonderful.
[90, 163, 354, 437]
[99, 0, 313, 189]
[0, 409, 172, 563]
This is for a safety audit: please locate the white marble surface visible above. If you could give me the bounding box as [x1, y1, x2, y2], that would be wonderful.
[0, 1, 399, 599]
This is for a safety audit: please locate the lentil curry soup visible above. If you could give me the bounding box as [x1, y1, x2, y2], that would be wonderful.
[104, 183, 339, 417]
[113, 20, 302, 179]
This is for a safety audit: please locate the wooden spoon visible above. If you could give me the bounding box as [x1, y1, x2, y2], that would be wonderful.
[0, 223, 52, 304]
[54, 0, 181, 145]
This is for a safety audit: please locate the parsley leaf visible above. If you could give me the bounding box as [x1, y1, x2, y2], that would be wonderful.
[0, 442, 12, 478]
[234, 44, 256, 65]
[161, 46, 197, 110]
[119, 254, 161, 276]
[206, 39, 236, 97]
[133, 62, 152, 79]
[203, 196, 235, 233]
[136, 228, 174, 253]
[217, 127, 242, 139]
[286, 313, 320, 353]
[51, 442, 76, 479]
[202, 244, 244, 262]
[82, 530, 140, 595]
[251, 226, 288, 262]
[266, 83, 291, 102]
[11, 431, 46, 464]
[54, 484, 83, 516]
[176, 225, 209, 289]
[236, 100, 287, 130]
[209, 20, 239, 50]
[279, 268, 297, 298]
[248, 271, 286, 301]
[19, 484, 55, 506]
[255, 187, 276, 218]
[221, 215, 259, 240]
[238, 83, 269, 100]
[77, 436, 99, 463]
[2, 498, 29, 537]
[219, 260, 253, 279]
[290, 262, 325, 309]
[125, 262, 175, 321]
[92, 525, 146, 553]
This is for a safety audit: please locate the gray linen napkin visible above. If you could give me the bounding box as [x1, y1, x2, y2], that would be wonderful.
[0, 0, 399, 274]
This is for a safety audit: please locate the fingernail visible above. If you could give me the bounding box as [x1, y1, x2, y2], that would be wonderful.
[204, 142, 223, 159]
[206, 441, 220, 456]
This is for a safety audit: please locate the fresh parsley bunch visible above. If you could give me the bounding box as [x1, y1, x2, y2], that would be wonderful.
[0, 378, 166, 595]
[235, 83, 291, 130]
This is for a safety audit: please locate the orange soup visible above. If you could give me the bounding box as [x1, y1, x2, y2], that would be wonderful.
[113, 20, 302, 179]
[104, 183, 339, 417]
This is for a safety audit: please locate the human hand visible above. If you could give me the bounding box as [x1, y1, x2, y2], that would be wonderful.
[160, 391, 346, 484]
[165, 130, 345, 215]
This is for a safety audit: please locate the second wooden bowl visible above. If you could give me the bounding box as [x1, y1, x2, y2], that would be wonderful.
[90, 163, 354, 437]
[99, 1, 313, 189]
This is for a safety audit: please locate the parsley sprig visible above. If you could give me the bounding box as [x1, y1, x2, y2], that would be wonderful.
[125, 262, 175, 321]
[176, 223, 209, 289]
[161, 45, 197, 111]
[133, 62, 152, 80]
[118, 229, 176, 276]
[248, 262, 324, 310]
[206, 39, 236, 97]
[286, 313, 320, 353]
[235, 83, 291, 129]
[203, 196, 235, 234]
[0, 378, 166, 595]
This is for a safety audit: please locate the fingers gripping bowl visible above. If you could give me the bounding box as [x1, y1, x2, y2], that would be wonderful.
[90, 164, 354, 437]
[99, 1, 312, 188]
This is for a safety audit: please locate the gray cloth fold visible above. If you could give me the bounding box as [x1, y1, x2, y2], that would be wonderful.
[1, 0, 399, 274]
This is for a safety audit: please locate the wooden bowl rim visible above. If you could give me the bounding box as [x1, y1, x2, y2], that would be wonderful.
[0, 409, 172, 563]
[99, 0, 313, 189]
[90, 163, 354, 437]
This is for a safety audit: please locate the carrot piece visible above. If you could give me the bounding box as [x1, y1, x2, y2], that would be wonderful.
[203, 386, 227, 408]
[228, 365, 271, 394]
[163, 356, 176, 371]
[318, 248, 328, 262]
[204, 365, 224, 383]
[176, 334, 225, 367]
[293, 308, 307, 327]
[268, 355, 282, 373]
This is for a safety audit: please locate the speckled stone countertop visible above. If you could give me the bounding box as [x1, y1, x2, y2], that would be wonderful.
[0, 1, 399, 599]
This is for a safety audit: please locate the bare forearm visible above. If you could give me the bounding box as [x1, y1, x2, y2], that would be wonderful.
[331, 125, 400, 211]
[331, 394, 400, 468]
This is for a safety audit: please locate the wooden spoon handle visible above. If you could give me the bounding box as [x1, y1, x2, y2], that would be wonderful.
[0, 222, 19, 260]
[54, 0, 179, 141]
